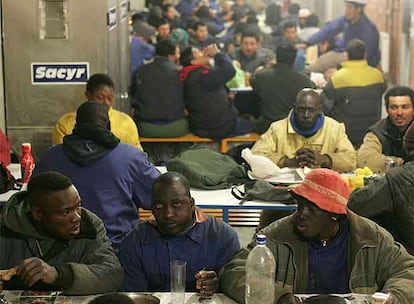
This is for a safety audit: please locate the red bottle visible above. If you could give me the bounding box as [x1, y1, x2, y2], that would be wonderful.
[20, 143, 34, 183]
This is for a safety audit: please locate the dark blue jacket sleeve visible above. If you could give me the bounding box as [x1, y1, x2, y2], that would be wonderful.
[199, 52, 236, 90]
[215, 222, 241, 273]
[307, 16, 346, 45]
[119, 230, 149, 291]
[131, 151, 161, 210]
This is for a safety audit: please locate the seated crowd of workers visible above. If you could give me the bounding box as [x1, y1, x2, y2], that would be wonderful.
[1, 98, 414, 303]
[1, 1, 413, 303]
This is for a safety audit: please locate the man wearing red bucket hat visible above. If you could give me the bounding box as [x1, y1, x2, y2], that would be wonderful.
[220, 168, 414, 304]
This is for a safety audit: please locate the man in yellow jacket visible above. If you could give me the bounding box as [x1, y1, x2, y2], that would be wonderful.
[322, 39, 385, 146]
[52, 74, 142, 150]
[252, 88, 356, 173]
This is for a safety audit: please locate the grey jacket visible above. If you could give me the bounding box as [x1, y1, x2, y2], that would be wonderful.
[0, 191, 123, 295]
[219, 210, 414, 304]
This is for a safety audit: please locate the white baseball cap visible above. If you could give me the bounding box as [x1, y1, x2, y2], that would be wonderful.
[345, 0, 366, 5]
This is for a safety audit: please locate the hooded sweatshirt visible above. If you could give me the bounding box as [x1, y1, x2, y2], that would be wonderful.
[33, 136, 160, 249]
[0, 191, 122, 294]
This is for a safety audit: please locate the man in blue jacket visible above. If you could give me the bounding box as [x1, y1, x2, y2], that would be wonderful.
[119, 172, 241, 295]
[306, 0, 381, 68]
[33, 102, 160, 251]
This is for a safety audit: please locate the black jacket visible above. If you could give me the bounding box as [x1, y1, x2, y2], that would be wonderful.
[131, 56, 185, 122]
[251, 63, 314, 134]
[348, 162, 414, 254]
[181, 53, 237, 139]
[0, 192, 123, 294]
[367, 117, 407, 160]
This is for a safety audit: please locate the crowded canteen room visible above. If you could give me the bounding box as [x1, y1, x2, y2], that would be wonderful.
[0, 0, 413, 303]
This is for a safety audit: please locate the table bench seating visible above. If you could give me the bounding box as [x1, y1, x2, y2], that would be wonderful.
[139, 133, 260, 153]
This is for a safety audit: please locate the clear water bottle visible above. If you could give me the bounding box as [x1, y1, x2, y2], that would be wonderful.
[245, 234, 276, 304]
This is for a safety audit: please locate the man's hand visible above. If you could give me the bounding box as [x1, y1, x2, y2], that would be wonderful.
[283, 157, 300, 168]
[314, 152, 332, 168]
[203, 44, 219, 58]
[195, 270, 218, 296]
[17, 257, 58, 287]
[384, 293, 398, 304]
[295, 148, 316, 168]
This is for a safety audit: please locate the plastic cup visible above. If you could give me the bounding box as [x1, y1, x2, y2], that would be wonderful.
[170, 260, 186, 304]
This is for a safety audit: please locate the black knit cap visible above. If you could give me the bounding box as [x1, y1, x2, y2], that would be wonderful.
[75, 101, 110, 130]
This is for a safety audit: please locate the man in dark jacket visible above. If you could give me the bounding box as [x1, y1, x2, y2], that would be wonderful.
[0, 172, 122, 294]
[180, 44, 253, 139]
[131, 39, 188, 137]
[33, 102, 160, 250]
[358, 86, 414, 172]
[251, 43, 314, 133]
[323, 39, 385, 146]
[349, 121, 414, 255]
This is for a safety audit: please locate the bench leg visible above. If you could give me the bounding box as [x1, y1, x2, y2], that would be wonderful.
[220, 141, 227, 153]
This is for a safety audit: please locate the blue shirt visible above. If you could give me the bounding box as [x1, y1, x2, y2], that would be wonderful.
[119, 215, 241, 291]
[307, 221, 350, 294]
[307, 14, 381, 67]
[131, 36, 155, 76]
[33, 143, 160, 249]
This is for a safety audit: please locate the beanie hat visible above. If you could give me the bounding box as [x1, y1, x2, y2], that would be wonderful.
[291, 168, 349, 214]
[132, 20, 155, 39]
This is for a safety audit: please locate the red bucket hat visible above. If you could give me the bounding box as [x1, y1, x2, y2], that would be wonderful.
[291, 168, 349, 214]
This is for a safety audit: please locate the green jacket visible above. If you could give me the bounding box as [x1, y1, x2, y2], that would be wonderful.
[348, 162, 414, 254]
[219, 210, 414, 304]
[0, 191, 123, 295]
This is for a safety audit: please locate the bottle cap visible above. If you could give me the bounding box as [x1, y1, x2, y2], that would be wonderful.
[21, 143, 31, 152]
[256, 234, 266, 245]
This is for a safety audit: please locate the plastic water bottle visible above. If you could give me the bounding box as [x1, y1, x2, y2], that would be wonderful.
[245, 234, 276, 304]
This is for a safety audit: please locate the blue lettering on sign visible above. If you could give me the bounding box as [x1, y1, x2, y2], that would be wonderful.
[31, 62, 90, 84]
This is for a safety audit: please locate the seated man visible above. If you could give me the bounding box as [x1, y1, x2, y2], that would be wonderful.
[188, 21, 218, 48]
[349, 121, 414, 255]
[154, 18, 171, 43]
[323, 39, 386, 146]
[130, 39, 189, 137]
[358, 86, 414, 172]
[0, 172, 122, 294]
[180, 44, 253, 139]
[220, 168, 414, 304]
[34, 102, 160, 250]
[53, 73, 142, 150]
[231, 31, 274, 73]
[273, 21, 306, 72]
[252, 88, 356, 172]
[119, 172, 240, 295]
[252, 43, 314, 134]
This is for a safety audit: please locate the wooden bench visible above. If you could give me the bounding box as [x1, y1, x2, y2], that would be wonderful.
[139, 133, 213, 144]
[219, 132, 260, 153]
[139, 208, 223, 221]
[140, 132, 261, 154]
